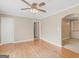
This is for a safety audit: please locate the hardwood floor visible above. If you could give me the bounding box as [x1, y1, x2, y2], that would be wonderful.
[63, 39, 79, 53]
[0, 39, 79, 58]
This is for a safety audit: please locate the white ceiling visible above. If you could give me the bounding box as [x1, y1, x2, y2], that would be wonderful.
[0, 0, 79, 19]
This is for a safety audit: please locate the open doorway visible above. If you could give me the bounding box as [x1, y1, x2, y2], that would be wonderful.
[62, 14, 79, 53]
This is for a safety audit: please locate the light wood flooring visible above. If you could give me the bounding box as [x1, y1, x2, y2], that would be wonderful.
[63, 39, 79, 53]
[0, 39, 79, 58]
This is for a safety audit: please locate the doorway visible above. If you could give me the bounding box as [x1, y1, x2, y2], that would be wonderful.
[34, 22, 40, 40]
[62, 14, 79, 53]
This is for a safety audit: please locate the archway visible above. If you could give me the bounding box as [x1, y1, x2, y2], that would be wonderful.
[62, 13, 79, 53]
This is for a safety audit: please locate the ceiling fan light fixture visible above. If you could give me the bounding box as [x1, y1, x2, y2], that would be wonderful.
[21, 0, 46, 13]
[30, 9, 39, 13]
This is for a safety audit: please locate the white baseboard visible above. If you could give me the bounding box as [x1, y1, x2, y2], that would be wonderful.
[0, 41, 14, 45]
[0, 39, 34, 45]
[13, 39, 33, 44]
[41, 38, 62, 47]
[0, 38, 62, 47]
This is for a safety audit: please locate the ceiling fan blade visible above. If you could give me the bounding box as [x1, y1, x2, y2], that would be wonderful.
[37, 9, 46, 12]
[39, 2, 45, 7]
[21, 8, 31, 10]
[32, 3, 37, 7]
[21, 0, 31, 7]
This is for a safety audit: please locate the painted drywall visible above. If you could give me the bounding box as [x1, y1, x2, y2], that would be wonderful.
[0, 17, 1, 43]
[62, 20, 70, 40]
[71, 20, 79, 39]
[0, 15, 35, 44]
[14, 17, 35, 42]
[1, 17, 14, 44]
[40, 5, 79, 47]
[40, 15, 62, 47]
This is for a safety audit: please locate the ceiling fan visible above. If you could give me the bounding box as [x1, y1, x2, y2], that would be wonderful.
[21, 0, 46, 13]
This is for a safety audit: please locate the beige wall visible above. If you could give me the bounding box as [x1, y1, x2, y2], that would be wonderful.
[1, 17, 14, 44]
[0, 15, 35, 44]
[40, 5, 79, 47]
[71, 20, 79, 39]
[62, 19, 70, 40]
[62, 19, 79, 39]
[40, 15, 62, 47]
[14, 17, 34, 42]
[0, 16, 1, 43]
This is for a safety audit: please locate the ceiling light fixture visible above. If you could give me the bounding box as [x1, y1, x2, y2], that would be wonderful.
[21, 0, 46, 13]
[30, 8, 39, 13]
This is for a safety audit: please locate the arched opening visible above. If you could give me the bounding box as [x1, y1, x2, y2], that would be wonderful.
[62, 13, 79, 53]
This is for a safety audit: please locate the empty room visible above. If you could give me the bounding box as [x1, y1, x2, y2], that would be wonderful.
[0, 0, 79, 58]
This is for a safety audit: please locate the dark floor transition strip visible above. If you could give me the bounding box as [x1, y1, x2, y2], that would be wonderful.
[0, 55, 9, 58]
